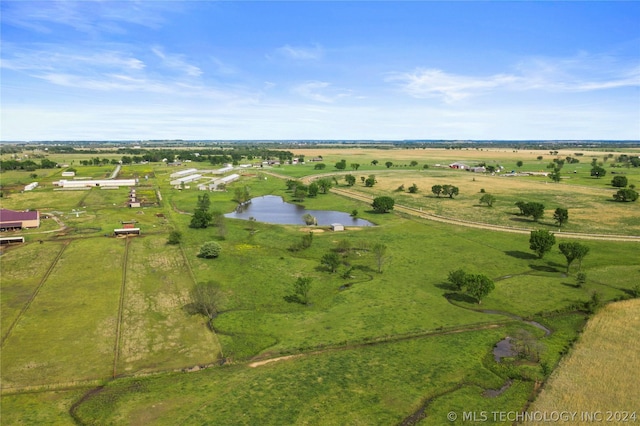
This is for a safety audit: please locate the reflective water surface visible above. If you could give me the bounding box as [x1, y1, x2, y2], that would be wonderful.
[224, 195, 374, 226]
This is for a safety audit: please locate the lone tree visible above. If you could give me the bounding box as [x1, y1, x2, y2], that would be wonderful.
[611, 175, 628, 188]
[335, 159, 347, 170]
[529, 229, 556, 259]
[321, 252, 341, 273]
[302, 213, 317, 226]
[465, 274, 495, 304]
[559, 242, 590, 273]
[553, 208, 569, 228]
[590, 165, 606, 179]
[345, 174, 356, 186]
[372, 196, 395, 213]
[190, 193, 213, 229]
[447, 269, 467, 291]
[365, 175, 377, 187]
[292, 277, 312, 305]
[198, 241, 222, 258]
[408, 183, 419, 194]
[188, 281, 224, 329]
[385, 161, 393, 168]
[431, 185, 443, 198]
[479, 193, 496, 207]
[372, 243, 389, 273]
[442, 185, 459, 198]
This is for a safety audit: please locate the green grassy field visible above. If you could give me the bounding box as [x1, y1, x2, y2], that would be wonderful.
[1, 147, 639, 424]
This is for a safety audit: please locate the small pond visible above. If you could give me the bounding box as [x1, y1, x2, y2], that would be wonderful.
[224, 195, 374, 227]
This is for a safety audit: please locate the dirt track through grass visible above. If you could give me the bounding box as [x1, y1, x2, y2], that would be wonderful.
[330, 187, 640, 242]
[112, 237, 130, 378]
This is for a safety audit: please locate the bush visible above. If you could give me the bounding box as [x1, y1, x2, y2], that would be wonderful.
[167, 230, 182, 245]
[198, 241, 222, 258]
[613, 189, 638, 202]
[611, 175, 628, 188]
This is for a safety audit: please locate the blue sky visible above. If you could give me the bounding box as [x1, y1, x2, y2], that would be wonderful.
[1, 1, 639, 141]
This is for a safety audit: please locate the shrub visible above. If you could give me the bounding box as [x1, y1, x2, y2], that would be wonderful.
[198, 241, 222, 258]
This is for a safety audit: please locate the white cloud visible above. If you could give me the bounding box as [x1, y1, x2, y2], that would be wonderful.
[151, 46, 202, 77]
[292, 81, 351, 103]
[275, 44, 324, 60]
[389, 53, 640, 103]
[387, 69, 520, 103]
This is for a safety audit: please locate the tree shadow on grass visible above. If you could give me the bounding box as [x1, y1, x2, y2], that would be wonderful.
[561, 282, 580, 289]
[445, 292, 478, 305]
[283, 294, 304, 304]
[528, 264, 562, 273]
[505, 250, 538, 260]
[435, 282, 457, 291]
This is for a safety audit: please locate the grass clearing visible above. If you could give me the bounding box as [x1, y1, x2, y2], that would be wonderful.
[118, 235, 222, 373]
[1, 238, 123, 388]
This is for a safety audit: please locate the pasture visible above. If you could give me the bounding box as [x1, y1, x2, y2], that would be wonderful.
[1, 145, 639, 424]
[527, 299, 640, 424]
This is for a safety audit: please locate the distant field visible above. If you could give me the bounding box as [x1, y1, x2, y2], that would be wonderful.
[528, 299, 640, 424]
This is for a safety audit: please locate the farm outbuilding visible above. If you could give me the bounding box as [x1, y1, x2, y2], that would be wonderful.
[53, 179, 136, 188]
[170, 174, 202, 186]
[0, 209, 40, 231]
[114, 228, 140, 236]
[24, 182, 39, 191]
[0, 236, 25, 245]
[331, 223, 345, 231]
[170, 168, 198, 178]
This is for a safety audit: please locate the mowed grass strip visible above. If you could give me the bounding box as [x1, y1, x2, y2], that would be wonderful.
[1, 241, 66, 337]
[0, 238, 124, 388]
[118, 235, 222, 374]
[73, 328, 510, 425]
[528, 299, 640, 423]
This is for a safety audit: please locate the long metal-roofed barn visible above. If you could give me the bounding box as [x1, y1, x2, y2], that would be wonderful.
[170, 174, 202, 187]
[53, 179, 137, 188]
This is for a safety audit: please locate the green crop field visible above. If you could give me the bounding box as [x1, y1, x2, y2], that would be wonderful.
[1, 145, 639, 424]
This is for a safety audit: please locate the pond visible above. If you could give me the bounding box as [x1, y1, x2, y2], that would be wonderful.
[224, 195, 374, 227]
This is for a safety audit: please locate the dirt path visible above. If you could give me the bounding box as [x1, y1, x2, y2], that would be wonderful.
[263, 170, 639, 242]
[331, 187, 640, 242]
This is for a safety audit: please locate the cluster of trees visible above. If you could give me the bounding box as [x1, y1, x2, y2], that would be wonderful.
[288, 242, 389, 306]
[613, 188, 638, 202]
[528, 230, 590, 273]
[610, 174, 638, 202]
[396, 183, 419, 193]
[286, 178, 334, 201]
[447, 269, 495, 304]
[1, 158, 58, 171]
[431, 184, 459, 198]
[515, 201, 542, 221]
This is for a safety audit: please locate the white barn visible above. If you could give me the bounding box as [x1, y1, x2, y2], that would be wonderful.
[53, 179, 136, 188]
